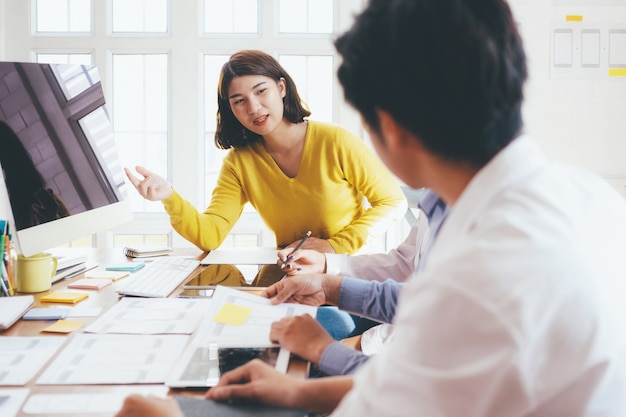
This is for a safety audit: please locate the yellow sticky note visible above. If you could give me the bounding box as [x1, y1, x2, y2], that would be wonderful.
[213, 303, 253, 326]
[566, 15, 583, 22]
[41, 319, 84, 333]
[41, 291, 89, 304]
[608, 68, 626, 77]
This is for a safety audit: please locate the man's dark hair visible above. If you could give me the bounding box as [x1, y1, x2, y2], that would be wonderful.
[335, 0, 527, 167]
[215, 50, 311, 149]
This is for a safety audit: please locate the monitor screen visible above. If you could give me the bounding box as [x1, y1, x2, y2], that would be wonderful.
[0, 61, 132, 256]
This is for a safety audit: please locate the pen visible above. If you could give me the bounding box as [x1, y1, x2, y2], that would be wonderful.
[281, 231, 312, 269]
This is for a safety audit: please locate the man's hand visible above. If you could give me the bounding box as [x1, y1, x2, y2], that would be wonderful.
[206, 359, 353, 414]
[261, 274, 343, 306]
[205, 359, 304, 408]
[270, 314, 334, 364]
[125, 166, 173, 201]
[277, 248, 327, 275]
[114, 395, 184, 417]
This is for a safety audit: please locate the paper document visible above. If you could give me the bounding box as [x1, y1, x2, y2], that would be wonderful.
[84, 297, 212, 334]
[0, 388, 29, 417]
[37, 333, 188, 385]
[200, 247, 278, 265]
[0, 337, 65, 385]
[23, 393, 127, 415]
[166, 286, 316, 388]
[195, 285, 317, 346]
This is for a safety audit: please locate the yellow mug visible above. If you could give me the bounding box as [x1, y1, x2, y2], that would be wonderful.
[15, 252, 58, 293]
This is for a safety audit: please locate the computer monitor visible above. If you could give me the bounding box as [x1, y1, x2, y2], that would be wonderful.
[0, 61, 132, 257]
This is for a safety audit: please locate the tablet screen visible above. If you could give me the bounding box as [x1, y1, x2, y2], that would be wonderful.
[170, 345, 285, 387]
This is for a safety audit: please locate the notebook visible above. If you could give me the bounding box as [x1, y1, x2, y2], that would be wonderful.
[123, 244, 172, 258]
[0, 295, 34, 329]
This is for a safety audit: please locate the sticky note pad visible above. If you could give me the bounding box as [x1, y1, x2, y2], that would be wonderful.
[68, 278, 112, 290]
[23, 307, 71, 320]
[213, 303, 253, 326]
[41, 319, 84, 333]
[106, 261, 145, 272]
[41, 291, 89, 304]
[85, 270, 130, 281]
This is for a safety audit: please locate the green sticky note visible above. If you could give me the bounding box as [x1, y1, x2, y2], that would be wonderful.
[213, 303, 253, 326]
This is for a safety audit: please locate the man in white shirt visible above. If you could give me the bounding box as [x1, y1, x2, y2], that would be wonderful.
[115, 0, 626, 416]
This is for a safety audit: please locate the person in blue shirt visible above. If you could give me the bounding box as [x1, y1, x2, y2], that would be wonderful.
[273, 190, 447, 376]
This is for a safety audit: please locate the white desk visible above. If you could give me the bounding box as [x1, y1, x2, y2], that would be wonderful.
[1, 248, 307, 417]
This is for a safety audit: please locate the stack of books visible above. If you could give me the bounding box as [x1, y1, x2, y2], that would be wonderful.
[49, 248, 93, 283]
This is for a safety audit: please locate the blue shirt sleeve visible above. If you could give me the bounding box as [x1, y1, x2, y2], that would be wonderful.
[318, 341, 370, 376]
[338, 277, 402, 323]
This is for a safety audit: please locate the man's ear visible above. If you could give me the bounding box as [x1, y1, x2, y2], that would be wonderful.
[376, 109, 405, 152]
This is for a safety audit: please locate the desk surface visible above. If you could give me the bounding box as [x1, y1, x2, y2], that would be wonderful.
[1, 247, 308, 417]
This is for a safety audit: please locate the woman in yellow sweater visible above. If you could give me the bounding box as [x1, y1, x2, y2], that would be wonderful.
[125, 50, 406, 264]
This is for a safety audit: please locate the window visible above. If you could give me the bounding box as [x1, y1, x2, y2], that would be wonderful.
[2, 0, 398, 251]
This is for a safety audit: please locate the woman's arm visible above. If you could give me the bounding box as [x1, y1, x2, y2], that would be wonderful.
[162, 157, 246, 251]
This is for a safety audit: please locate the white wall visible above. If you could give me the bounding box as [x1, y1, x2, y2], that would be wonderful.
[510, 1, 626, 194]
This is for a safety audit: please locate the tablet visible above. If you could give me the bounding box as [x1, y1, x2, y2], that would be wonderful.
[166, 344, 290, 388]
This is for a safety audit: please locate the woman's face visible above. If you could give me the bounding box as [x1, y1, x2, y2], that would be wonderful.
[227, 75, 286, 137]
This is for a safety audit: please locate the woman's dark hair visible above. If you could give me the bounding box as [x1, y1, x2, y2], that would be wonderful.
[214, 50, 311, 149]
[335, 0, 527, 167]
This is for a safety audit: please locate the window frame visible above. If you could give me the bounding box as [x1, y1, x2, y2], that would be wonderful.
[1, 0, 408, 251]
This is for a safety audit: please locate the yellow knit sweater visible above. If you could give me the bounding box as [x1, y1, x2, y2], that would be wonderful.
[162, 121, 407, 254]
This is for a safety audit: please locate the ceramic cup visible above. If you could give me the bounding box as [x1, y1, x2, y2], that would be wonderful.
[15, 252, 58, 293]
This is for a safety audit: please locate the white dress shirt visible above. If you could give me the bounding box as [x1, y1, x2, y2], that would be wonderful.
[332, 136, 626, 417]
[325, 206, 429, 280]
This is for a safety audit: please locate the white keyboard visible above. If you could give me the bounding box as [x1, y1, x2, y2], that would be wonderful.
[116, 257, 200, 298]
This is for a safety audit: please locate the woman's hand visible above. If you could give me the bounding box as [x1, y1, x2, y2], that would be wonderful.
[277, 248, 327, 275]
[125, 166, 173, 201]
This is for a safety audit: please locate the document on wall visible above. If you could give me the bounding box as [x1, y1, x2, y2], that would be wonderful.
[194, 285, 317, 346]
[36, 333, 188, 385]
[0, 388, 29, 417]
[0, 337, 65, 385]
[84, 297, 213, 334]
